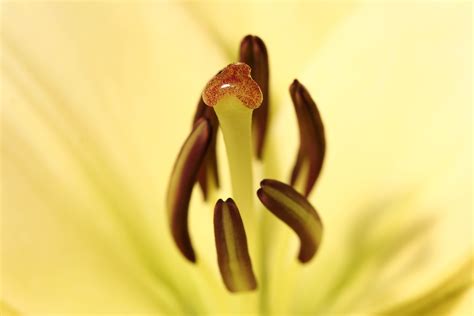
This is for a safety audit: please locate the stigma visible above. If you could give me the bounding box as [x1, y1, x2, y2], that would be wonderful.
[202, 63, 263, 109]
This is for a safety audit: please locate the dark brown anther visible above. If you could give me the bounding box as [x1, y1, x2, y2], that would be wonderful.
[193, 98, 219, 200]
[289, 80, 326, 197]
[257, 179, 323, 263]
[239, 35, 269, 159]
[166, 118, 212, 262]
[214, 198, 257, 292]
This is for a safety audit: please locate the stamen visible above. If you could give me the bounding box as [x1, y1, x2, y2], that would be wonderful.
[193, 98, 220, 200]
[166, 118, 212, 262]
[289, 80, 326, 197]
[257, 179, 323, 263]
[214, 198, 257, 292]
[239, 35, 269, 159]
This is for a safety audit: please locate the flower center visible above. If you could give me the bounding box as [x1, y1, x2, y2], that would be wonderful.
[167, 35, 325, 293]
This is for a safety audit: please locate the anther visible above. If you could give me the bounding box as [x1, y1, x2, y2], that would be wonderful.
[289, 80, 326, 197]
[239, 35, 269, 159]
[166, 118, 212, 262]
[257, 179, 323, 263]
[214, 198, 257, 292]
[193, 98, 220, 200]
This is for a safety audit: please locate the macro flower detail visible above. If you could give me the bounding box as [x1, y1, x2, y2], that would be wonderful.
[168, 37, 325, 292]
[3, 3, 471, 314]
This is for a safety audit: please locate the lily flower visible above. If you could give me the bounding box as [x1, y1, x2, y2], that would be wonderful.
[1, 1, 472, 315]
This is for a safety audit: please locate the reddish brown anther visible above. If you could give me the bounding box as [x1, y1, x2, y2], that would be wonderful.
[290, 80, 326, 197]
[202, 63, 263, 109]
[166, 118, 212, 262]
[214, 198, 257, 292]
[257, 179, 323, 263]
[239, 35, 269, 159]
[193, 98, 220, 200]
